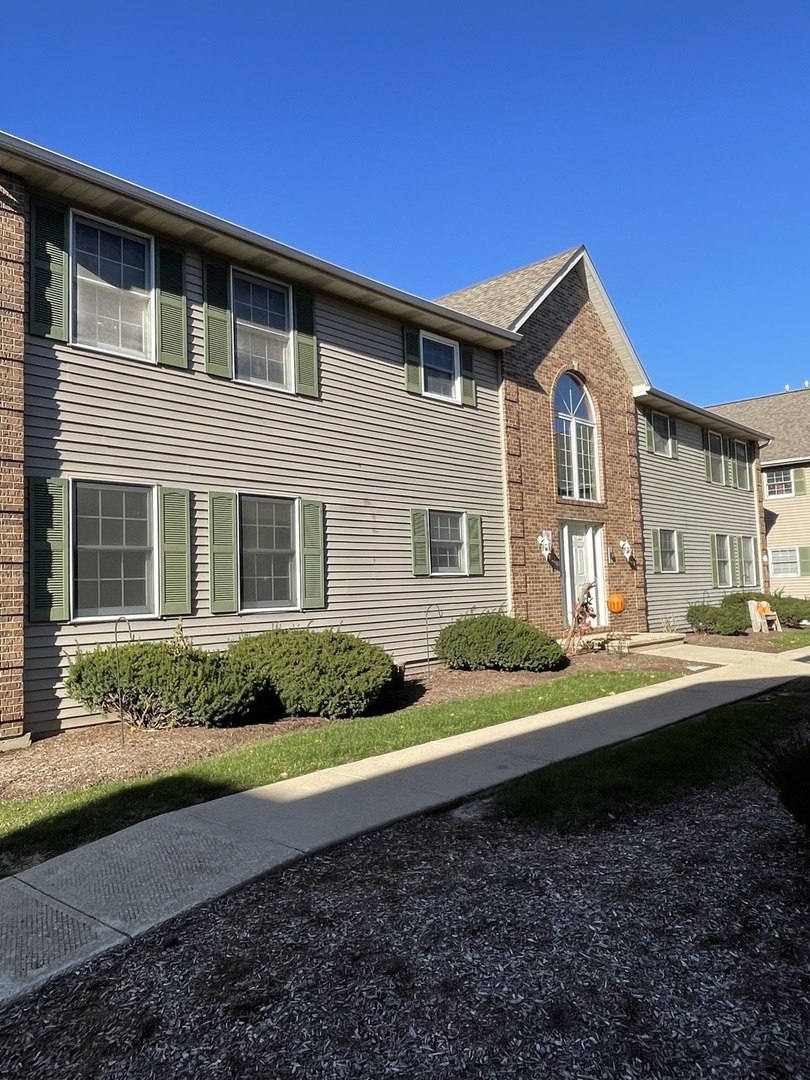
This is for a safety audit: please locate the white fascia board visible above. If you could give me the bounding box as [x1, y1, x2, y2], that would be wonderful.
[635, 387, 773, 444]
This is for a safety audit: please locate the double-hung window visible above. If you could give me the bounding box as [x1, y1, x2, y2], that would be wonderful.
[740, 536, 757, 587]
[734, 441, 750, 490]
[711, 533, 759, 588]
[74, 482, 154, 618]
[421, 333, 460, 401]
[707, 431, 725, 485]
[73, 217, 153, 361]
[651, 528, 685, 574]
[555, 373, 598, 501]
[233, 273, 292, 390]
[713, 533, 732, 587]
[770, 548, 800, 578]
[28, 478, 192, 623]
[765, 469, 794, 497]
[29, 200, 188, 369]
[647, 411, 676, 457]
[239, 495, 297, 610]
[410, 509, 483, 576]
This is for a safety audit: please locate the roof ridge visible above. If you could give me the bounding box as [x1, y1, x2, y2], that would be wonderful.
[435, 245, 583, 303]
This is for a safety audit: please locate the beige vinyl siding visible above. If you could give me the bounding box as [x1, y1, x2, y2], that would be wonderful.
[24, 256, 507, 734]
[637, 410, 762, 631]
[763, 463, 810, 597]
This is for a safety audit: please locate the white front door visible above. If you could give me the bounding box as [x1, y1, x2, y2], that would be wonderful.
[561, 521, 607, 627]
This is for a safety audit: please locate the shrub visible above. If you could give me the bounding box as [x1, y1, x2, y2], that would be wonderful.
[685, 603, 749, 635]
[720, 591, 810, 629]
[434, 612, 566, 672]
[67, 638, 260, 729]
[750, 734, 810, 836]
[227, 628, 396, 719]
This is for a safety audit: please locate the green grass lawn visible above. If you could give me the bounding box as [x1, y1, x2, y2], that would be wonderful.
[773, 629, 810, 649]
[0, 670, 672, 875]
[496, 679, 810, 832]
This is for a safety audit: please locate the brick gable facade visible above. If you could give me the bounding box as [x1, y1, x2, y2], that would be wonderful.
[501, 266, 648, 634]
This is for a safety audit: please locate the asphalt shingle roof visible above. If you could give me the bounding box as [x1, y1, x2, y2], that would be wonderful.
[708, 389, 810, 463]
[435, 246, 583, 330]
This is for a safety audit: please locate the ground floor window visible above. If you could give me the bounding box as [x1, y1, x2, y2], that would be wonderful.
[239, 495, 297, 610]
[74, 481, 154, 618]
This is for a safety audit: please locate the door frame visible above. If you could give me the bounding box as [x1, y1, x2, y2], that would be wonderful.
[560, 519, 608, 627]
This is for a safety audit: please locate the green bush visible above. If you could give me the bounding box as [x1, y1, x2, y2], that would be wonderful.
[67, 637, 260, 728]
[685, 604, 749, 635]
[227, 628, 396, 719]
[720, 591, 810, 629]
[434, 612, 566, 672]
[751, 734, 810, 836]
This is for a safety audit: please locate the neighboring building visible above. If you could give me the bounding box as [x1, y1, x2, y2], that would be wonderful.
[634, 389, 769, 630]
[709, 389, 810, 599]
[0, 134, 518, 740]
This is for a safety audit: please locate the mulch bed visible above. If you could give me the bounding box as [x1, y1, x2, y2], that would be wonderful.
[686, 630, 808, 653]
[1, 776, 808, 1078]
[0, 652, 694, 803]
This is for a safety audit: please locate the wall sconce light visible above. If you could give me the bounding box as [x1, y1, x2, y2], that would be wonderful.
[619, 538, 633, 562]
[538, 531, 553, 561]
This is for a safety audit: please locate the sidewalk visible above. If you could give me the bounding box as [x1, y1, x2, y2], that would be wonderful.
[2, 643, 809, 1008]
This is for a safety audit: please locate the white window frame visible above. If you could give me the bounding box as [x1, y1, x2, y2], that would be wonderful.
[707, 430, 725, 486]
[734, 441, 750, 490]
[650, 411, 674, 458]
[69, 477, 159, 624]
[658, 528, 681, 573]
[769, 547, 800, 578]
[555, 376, 600, 502]
[236, 492, 301, 613]
[714, 533, 732, 588]
[428, 509, 468, 576]
[69, 210, 156, 364]
[420, 331, 461, 405]
[231, 267, 294, 394]
[764, 469, 794, 499]
[740, 535, 758, 587]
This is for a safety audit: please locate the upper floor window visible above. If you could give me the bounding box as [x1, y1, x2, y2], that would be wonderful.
[648, 411, 676, 457]
[765, 469, 794, 497]
[706, 431, 725, 485]
[421, 332, 460, 401]
[233, 272, 292, 390]
[73, 216, 153, 361]
[734, 440, 750, 490]
[555, 373, 598, 501]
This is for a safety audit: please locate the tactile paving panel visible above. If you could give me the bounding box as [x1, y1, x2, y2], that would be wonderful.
[18, 811, 297, 937]
[0, 877, 125, 1004]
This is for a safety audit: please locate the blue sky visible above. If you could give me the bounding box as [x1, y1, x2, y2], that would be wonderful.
[3, 1, 809, 404]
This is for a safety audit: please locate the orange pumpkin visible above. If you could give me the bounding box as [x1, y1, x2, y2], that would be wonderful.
[607, 592, 626, 614]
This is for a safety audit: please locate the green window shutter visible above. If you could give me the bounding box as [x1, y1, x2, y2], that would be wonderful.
[460, 345, 476, 407]
[794, 468, 807, 496]
[466, 513, 483, 575]
[723, 438, 736, 488]
[670, 418, 679, 459]
[703, 430, 712, 482]
[156, 245, 188, 369]
[676, 530, 685, 574]
[293, 286, 319, 398]
[30, 200, 68, 340]
[208, 491, 237, 614]
[204, 260, 233, 378]
[28, 477, 69, 622]
[411, 509, 429, 575]
[644, 410, 654, 453]
[403, 328, 422, 395]
[730, 536, 741, 587]
[299, 500, 325, 609]
[651, 528, 662, 574]
[159, 488, 191, 616]
[799, 547, 810, 577]
[710, 534, 719, 587]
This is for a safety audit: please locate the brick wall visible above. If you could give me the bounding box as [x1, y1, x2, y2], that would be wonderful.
[0, 171, 25, 739]
[502, 267, 648, 634]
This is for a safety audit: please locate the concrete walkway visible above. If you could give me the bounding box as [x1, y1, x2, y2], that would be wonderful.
[2, 642, 809, 1008]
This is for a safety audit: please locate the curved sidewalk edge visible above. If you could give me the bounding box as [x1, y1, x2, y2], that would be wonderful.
[2, 645, 809, 1008]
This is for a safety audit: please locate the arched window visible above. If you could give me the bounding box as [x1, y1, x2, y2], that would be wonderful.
[554, 373, 598, 500]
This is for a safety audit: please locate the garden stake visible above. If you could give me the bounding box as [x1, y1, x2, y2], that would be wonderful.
[113, 616, 134, 747]
[425, 604, 442, 688]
